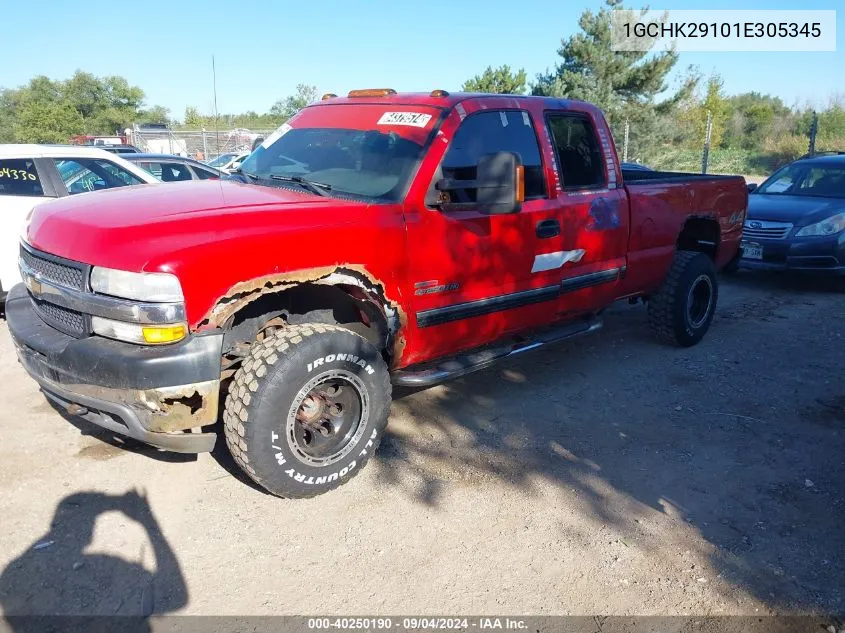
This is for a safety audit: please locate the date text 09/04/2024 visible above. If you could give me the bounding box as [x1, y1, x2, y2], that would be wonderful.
[307, 618, 528, 630]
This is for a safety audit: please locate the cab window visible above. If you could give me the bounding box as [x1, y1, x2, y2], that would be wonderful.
[0, 159, 44, 197]
[546, 114, 606, 189]
[440, 110, 546, 202]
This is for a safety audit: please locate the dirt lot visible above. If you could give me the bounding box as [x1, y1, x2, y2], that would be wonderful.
[0, 272, 842, 619]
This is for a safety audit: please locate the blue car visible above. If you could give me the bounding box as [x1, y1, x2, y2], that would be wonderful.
[740, 153, 845, 275]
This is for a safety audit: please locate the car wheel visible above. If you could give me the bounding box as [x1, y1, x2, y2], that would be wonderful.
[648, 250, 719, 347]
[223, 323, 391, 498]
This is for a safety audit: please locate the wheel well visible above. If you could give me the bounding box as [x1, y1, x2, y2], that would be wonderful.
[677, 217, 720, 259]
[221, 283, 390, 360]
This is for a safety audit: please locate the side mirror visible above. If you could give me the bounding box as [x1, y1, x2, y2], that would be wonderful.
[434, 151, 524, 214]
[476, 151, 524, 215]
[747, 182, 758, 193]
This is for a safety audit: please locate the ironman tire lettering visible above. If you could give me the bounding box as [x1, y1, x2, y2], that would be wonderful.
[223, 323, 391, 498]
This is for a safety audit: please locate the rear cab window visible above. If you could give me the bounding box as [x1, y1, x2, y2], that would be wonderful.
[0, 159, 44, 197]
[545, 114, 606, 190]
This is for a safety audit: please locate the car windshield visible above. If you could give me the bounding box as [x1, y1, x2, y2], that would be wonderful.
[757, 162, 845, 198]
[239, 103, 441, 202]
[208, 153, 238, 167]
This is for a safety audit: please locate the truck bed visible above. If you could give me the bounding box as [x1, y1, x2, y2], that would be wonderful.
[619, 169, 747, 298]
[621, 168, 742, 184]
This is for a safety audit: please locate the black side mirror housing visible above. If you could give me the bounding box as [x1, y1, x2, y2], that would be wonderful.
[475, 151, 523, 215]
[434, 151, 524, 214]
[747, 182, 758, 193]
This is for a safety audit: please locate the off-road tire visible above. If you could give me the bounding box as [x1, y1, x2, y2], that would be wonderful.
[648, 250, 718, 347]
[223, 323, 391, 498]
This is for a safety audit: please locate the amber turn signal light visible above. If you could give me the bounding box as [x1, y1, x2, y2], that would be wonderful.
[347, 89, 397, 97]
[515, 165, 525, 203]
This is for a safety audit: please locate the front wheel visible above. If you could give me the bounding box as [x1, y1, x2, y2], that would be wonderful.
[223, 323, 391, 498]
[648, 250, 718, 347]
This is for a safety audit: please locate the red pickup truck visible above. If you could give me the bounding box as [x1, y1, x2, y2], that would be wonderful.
[7, 90, 746, 498]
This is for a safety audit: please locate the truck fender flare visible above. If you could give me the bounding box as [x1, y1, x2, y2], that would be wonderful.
[197, 266, 407, 361]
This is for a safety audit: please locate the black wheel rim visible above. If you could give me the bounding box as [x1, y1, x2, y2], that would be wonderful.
[286, 370, 369, 466]
[687, 274, 714, 329]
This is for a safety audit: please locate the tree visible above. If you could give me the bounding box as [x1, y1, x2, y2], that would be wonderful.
[678, 74, 729, 149]
[722, 92, 793, 150]
[462, 65, 527, 94]
[136, 105, 171, 125]
[183, 106, 204, 127]
[533, 0, 697, 158]
[270, 84, 318, 119]
[15, 100, 84, 143]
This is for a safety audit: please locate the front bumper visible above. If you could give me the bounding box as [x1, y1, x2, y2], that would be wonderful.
[739, 233, 845, 276]
[6, 283, 223, 453]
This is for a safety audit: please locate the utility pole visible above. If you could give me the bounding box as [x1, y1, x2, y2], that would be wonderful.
[701, 110, 712, 174]
[213, 55, 220, 158]
[808, 111, 818, 156]
[623, 119, 630, 163]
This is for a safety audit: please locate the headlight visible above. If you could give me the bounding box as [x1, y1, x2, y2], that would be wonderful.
[90, 267, 183, 302]
[795, 212, 845, 237]
[91, 316, 187, 345]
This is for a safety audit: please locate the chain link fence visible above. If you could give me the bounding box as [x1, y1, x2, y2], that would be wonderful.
[611, 111, 840, 178]
[128, 126, 276, 160]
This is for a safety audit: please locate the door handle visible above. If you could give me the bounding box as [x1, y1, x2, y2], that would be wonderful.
[536, 219, 560, 239]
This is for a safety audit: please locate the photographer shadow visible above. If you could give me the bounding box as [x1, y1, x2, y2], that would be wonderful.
[0, 490, 187, 632]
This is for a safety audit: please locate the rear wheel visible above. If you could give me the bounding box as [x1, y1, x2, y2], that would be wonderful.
[648, 250, 718, 347]
[223, 323, 391, 498]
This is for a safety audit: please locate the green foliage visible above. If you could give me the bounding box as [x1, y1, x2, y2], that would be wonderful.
[270, 84, 318, 119]
[462, 65, 527, 94]
[532, 0, 697, 124]
[676, 74, 729, 149]
[15, 100, 84, 143]
[530, 0, 699, 165]
[0, 71, 167, 143]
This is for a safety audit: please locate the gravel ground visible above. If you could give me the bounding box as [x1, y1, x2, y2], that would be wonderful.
[0, 272, 842, 619]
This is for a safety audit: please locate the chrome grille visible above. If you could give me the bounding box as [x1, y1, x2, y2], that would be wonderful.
[19, 246, 86, 290]
[31, 298, 87, 336]
[743, 220, 793, 241]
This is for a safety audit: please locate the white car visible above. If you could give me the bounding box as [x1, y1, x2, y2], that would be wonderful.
[0, 144, 158, 305]
[207, 151, 250, 173]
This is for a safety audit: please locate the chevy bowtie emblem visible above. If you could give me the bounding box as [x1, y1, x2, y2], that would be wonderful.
[749, 221, 762, 229]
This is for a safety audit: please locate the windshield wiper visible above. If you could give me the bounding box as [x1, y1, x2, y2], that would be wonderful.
[231, 168, 257, 183]
[270, 174, 332, 197]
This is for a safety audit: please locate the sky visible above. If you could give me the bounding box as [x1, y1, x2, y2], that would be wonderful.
[0, 0, 841, 119]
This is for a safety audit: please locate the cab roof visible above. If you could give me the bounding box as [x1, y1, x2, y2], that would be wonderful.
[311, 91, 597, 112]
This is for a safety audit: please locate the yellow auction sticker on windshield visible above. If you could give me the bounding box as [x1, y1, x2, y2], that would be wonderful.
[377, 112, 432, 128]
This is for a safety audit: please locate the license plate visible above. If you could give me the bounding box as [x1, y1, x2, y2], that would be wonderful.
[742, 242, 763, 260]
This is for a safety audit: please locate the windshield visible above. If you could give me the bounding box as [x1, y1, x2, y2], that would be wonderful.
[757, 162, 845, 198]
[208, 153, 238, 167]
[239, 103, 441, 202]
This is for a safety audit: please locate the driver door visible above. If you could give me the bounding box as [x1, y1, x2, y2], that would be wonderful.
[403, 107, 566, 364]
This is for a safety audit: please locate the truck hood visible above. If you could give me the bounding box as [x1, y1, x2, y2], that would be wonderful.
[25, 180, 367, 272]
[747, 194, 845, 226]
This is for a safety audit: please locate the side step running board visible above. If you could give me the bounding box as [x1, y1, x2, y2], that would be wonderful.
[392, 316, 602, 387]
